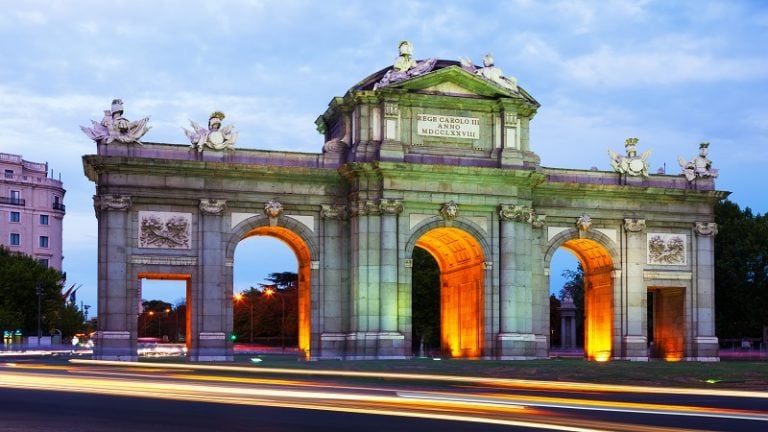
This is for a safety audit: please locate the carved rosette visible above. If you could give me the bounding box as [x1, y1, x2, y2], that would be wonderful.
[440, 201, 459, 221]
[199, 199, 226, 215]
[624, 218, 646, 233]
[576, 214, 592, 232]
[694, 222, 718, 236]
[94, 194, 131, 213]
[320, 204, 347, 220]
[380, 199, 403, 215]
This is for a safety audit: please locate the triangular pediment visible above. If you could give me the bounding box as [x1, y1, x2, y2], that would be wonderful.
[349, 60, 539, 107]
[385, 65, 539, 105]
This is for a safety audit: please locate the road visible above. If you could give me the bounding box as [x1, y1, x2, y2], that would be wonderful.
[0, 358, 766, 431]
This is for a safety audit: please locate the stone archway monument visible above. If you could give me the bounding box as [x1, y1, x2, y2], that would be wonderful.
[83, 42, 727, 362]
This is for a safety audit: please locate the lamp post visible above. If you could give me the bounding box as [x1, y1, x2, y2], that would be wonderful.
[35, 282, 43, 346]
[264, 287, 285, 352]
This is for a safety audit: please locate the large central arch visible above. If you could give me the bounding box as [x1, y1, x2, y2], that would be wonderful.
[408, 223, 488, 358]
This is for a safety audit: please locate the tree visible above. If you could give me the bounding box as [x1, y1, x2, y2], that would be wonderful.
[558, 263, 585, 347]
[231, 272, 300, 345]
[715, 200, 768, 339]
[411, 247, 440, 353]
[0, 246, 85, 338]
[138, 300, 173, 339]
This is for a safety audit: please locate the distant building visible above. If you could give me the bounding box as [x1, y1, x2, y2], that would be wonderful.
[0, 152, 65, 270]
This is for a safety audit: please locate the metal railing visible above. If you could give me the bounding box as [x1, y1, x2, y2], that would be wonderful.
[0, 197, 25, 206]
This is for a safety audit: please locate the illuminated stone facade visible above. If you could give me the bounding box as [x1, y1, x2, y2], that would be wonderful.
[83, 58, 726, 362]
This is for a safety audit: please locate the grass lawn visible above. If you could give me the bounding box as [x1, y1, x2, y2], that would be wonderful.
[211, 355, 768, 390]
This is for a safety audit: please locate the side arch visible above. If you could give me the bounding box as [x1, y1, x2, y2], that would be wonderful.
[226, 215, 319, 357]
[544, 228, 619, 361]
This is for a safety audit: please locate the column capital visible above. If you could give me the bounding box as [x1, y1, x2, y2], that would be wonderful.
[694, 222, 718, 236]
[623, 218, 646, 233]
[320, 204, 347, 220]
[379, 199, 403, 215]
[199, 198, 226, 215]
[94, 194, 131, 213]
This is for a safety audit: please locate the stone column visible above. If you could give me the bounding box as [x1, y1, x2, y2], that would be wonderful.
[190, 198, 231, 361]
[378, 199, 405, 357]
[93, 194, 135, 361]
[530, 213, 548, 357]
[347, 200, 382, 358]
[496, 205, 536, 359]
[379, 199, 402, 331]
[318, 204, 346, 358]
[693, 222, 719, 360]
[623, 218, 648, 360]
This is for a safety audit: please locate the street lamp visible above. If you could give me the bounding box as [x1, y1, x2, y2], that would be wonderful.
[234, 292, 254, 344]
[264, 286, 285, 352]
[35, 282, 43, 346]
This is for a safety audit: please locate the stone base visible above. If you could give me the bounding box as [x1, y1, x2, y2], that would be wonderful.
[189, 332, 233, 362]
[496, 333, 537, 359]
[93, 331, 137, 361]
[314, 333, 347, 360]
[344, 332, 407, 360]
[535, 335, 548, 358]
[693, 336, 720, 361]
[623, 335, 649, 361]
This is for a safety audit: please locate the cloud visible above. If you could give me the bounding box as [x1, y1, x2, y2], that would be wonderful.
[562, 44, 768, 88]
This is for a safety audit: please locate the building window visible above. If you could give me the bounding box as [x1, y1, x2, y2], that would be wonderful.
[39, 236, 49, 248]
[4, 169, 13, 178]
[10, 233, 20, 246]
[40, 214, 49, 225]
[52, 195, 65, 211]
[10, 212, 20, 223]
[38, 258, 49, 267]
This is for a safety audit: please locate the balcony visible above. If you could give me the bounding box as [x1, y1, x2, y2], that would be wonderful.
[0, 197, 25, 206]
[53, 202, 66, 212]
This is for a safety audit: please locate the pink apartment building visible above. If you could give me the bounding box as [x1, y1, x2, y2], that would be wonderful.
[0, 152, 65, 270]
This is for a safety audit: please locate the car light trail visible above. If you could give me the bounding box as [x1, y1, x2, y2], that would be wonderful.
[2, 361, 766, 431]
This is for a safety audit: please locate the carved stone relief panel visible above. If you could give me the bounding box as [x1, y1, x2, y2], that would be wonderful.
[138, 211, 192, 249]
[647, 233, 686, 265]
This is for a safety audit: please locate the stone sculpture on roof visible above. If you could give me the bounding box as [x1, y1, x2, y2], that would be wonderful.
[185, 111, 239, 152]
[608, 138, 651, 177]
[81, 99, 151, 144]
[374, 40, 437, 89]
[678, 142, 717, 181]
[460, 53, 518, 92]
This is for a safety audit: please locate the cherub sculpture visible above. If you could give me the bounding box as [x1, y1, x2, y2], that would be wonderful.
[185, 111, 239, 152]
[81, 99, 151, 144]
[678, 142, 716, 181]
[374, 41, 437, 89]
[608, 138, 651, 176]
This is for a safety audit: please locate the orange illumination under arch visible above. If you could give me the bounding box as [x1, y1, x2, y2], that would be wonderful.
[243, 226, 311, 358]
[415, 227, 484, 358]
[561, 238, 614, 361]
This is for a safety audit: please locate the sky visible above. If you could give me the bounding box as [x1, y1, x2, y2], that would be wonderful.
[1, 0, 766, 314]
